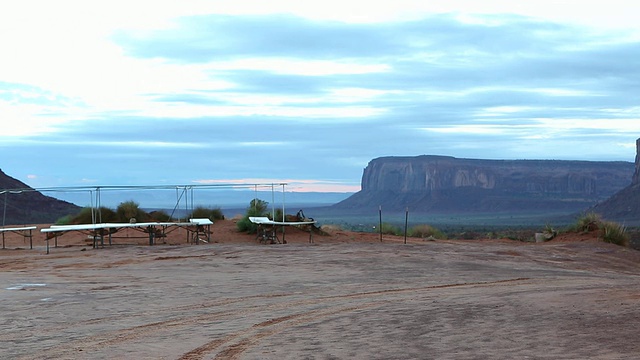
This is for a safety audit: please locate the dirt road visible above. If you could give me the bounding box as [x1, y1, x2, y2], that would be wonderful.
[1, 222, 640, 359]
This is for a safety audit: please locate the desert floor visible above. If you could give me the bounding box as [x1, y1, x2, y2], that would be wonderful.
[1, 220, 640, 359]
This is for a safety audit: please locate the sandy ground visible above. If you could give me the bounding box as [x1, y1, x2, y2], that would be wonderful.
[1, 220, 640, 359]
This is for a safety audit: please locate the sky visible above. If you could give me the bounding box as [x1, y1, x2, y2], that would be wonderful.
[1, 0, 640, 196]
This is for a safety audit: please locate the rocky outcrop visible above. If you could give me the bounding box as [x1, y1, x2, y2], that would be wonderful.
[590, 138, 640, 224]
[0, 169, 80, 225]
[333, 156, 635, 214]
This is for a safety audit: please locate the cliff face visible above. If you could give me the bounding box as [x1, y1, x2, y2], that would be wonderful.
[334, 156, 635, 214]
[590, 138, 640, 223]
[359, 156, 625, 194]
[0, 169, 80, 225]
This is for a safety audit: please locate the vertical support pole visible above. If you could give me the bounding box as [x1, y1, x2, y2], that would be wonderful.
[2, 232, 5, 249]
[96, 187, 102, 223]
[271, 184, 275, 220]
[282, 226, 286, 244]
[29, 229, 33, 249]
[2, 191, 7, 228]
[148, 225, 154, 246]
[184, 187, 188, 222]
[404, 207, 409, 244]
[254, 185, 258, 213]
[282, 184, 286, 242]
[379, 205, 382, 242]
[46, 238, 50, 254]
[55, 235, 58, 248]
[90, 189, 95, 225]
[163, 225, 168, 244]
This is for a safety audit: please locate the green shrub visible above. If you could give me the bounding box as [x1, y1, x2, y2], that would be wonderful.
[236, 217, 256, 233]
[573, 212, 602, 232]
[379, 222, 401, 236]
[116, 200, 149, 222]
[189, 206, 225, 221]
[567, 212, 628, 247]
[249, 199, 268, 215]
[600, 221, 629, 246]
[55, 214, 74, 225]
[68, 206, 117, 224]
[237, 199, 269, 233]
[408, 224, 446, 239]
[148, 210, 171, 222]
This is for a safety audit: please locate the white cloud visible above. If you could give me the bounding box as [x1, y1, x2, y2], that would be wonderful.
[2, 0, 639, 191]
[209, 58, 391, 76]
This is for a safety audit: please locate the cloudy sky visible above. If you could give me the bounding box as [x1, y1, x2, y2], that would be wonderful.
[2, 0, 640, 195]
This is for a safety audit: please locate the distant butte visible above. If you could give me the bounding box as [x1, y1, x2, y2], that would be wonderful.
[333, 152, 637, 218]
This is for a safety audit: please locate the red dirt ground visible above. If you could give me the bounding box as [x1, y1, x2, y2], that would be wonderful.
[2, 220, 640, 359]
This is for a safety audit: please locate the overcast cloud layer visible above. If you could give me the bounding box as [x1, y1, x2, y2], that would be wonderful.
[1, 1, 640, 195]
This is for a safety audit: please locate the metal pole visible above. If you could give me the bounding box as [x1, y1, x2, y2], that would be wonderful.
[96, 187, 102, 223]
[184, 187, 188, 221]
[2, 191, 7, 227]
[281, 184, 286, 243]
[271, 184, 275, 219]
[404, 207, 408, 244]
[148, 225, 154, 246]
[90, 190, 95, 224]
[379, 205, 382, 242]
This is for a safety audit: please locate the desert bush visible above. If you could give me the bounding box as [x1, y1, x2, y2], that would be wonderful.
[600, 221, 629, 246]
[408, 224, 446, 239]
[189, 206, 224, 221]
[249, 199, 269, 215]
[273, 208, 284, 222]
[572, 212, 602, 232]
[378, 222, 401, 235]
[237, 199, 269, 233]
[116, 200, 149, 222]
[566, 212, 628, 247]
[54, 214, 74, 225]
[321, 224, 343, 232]
[66, 206, 117, 224]
[148, 210, 171, 222]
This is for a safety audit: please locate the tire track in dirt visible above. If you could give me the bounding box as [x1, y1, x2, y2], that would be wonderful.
[14, 292, 297, 360]
[180, 304, 384, 360]
[16, 277, 534, 360]
[178, 278, 533, 360]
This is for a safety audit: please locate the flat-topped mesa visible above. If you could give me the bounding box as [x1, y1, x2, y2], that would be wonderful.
[360, 155, 632, 196]
[334, 155, 635, 213]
